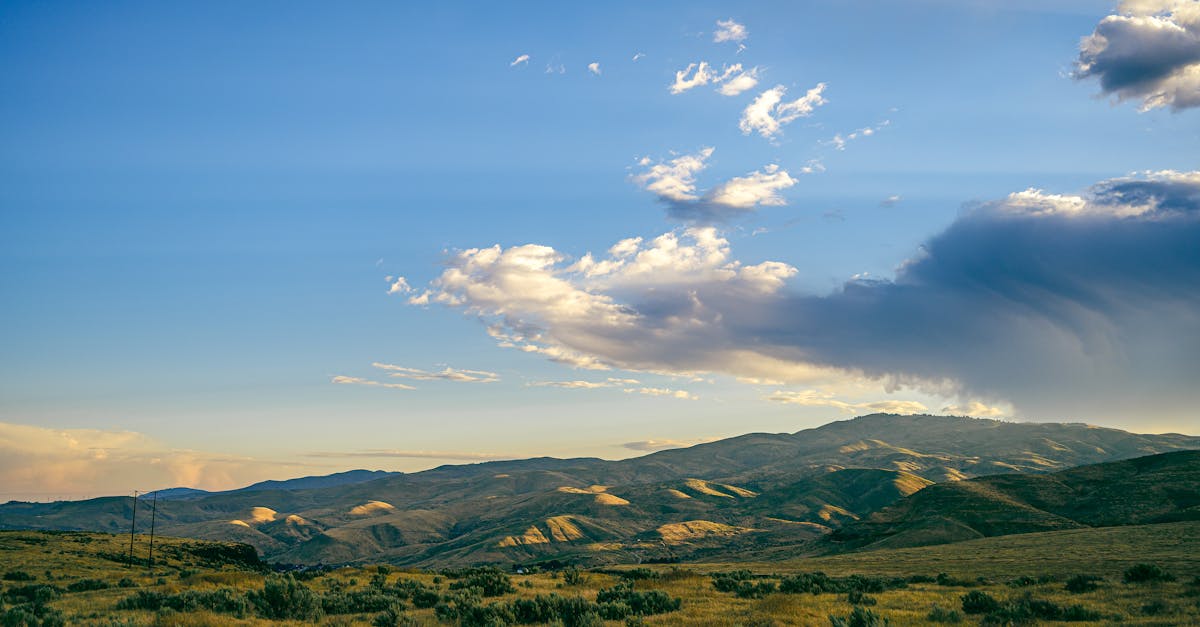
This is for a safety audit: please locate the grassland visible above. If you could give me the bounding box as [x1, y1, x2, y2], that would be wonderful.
[2, 523, 1198, 625]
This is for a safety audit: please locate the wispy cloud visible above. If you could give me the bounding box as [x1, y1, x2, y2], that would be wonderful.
[740, 83, 828, 139]
[588, 62, 601, 75]
[713, 18, 748, 43]
[372, 362, 499, 383]
[670, 62, 761, 96]
[624, 387, 697, 400]
[510, 54, 530, 67]
[765, 390, 928, 414]
[825, 119, 890, 151]
[633, 149, 803, 222]
[331, 375, 416, 390]
[632, 52, 645, 62]
[880, 195, 902, 207]
[529, 377, 640, 389]
[622, 436, 720, 452]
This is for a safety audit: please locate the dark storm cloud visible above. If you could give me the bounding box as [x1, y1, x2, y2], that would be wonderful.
[1074, 2, 1200, 111]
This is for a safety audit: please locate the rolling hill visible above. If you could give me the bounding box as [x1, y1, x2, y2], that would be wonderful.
[1, 414, 1197, 568]
[827, 449, 1200, 551]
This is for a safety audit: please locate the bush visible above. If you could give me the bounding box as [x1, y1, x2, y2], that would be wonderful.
[562, 567, 584, 586]
[961, 591, 1001, 615]
[65, 578, 109, 593]
[711, 570, 755, 593]
[3, 585, 60, 606]
[321, 589, 398, 614]
[927, 604, 962, 623]
[596, 582, 681, 615]
[2, 571, 34, 582]
[829, 606, 889, 627]
[1123, 563, 1175, 583]
[1064, 574, 1101, 593]
[979, 594, 1102, 625]
[115, 588, 249, 616]
[619, 568, 660, 581]
[372, 603, 418, 627]
[447, 567, 515, 597]
[246, 574, 320, 620]
[116, 578, 137, 588]
[2, 604, 65, 627]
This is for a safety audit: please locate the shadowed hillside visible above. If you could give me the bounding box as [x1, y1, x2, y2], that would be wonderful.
[828, 450, 1200, 551]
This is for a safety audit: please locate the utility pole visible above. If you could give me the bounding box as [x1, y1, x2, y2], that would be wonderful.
[147, 490, 158, 571]
[127, 490, 138, 568]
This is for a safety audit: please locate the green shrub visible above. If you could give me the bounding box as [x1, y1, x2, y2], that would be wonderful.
[321, 589, 398, 614]
[115, 588, 249, 616]
[1064, 574, 1101, 593]
[65, 578, 109, 593]
[829, 605, 889, 627]
[563, 567, 584, 586]
[3, 585, 60, 606]
[926, 604, 962, 623]
[116, 578, 137, 588]
[447, 567, 515, 597]
[979, 594, 1102, 625]
[246, 574, 320, 620]
[596, 582, 681, 615]
[1123, 563, 1175, 583]
[2, 572, 34, 582]
[710, 570, 755, 593]
[619, 568, 660, 581]
[960, 591, 1000, 615]
[372, 603, 417, 627]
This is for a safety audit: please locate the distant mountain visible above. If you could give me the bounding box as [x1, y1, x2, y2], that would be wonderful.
[148, 469, 401, 501]
[0, 414, 1196, 568]
[828, 449, 1200, 551]
[236, 469, 400, 493]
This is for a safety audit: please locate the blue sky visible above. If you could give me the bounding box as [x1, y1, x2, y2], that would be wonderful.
[2, 1, 1198, 497]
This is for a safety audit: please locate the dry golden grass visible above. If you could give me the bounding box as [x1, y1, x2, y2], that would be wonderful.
[3, 523, 1198, 625]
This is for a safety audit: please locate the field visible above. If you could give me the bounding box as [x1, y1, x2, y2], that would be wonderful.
[1, 523, 1198, 625]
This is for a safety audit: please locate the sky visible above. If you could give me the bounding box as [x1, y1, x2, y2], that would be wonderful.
[1, 0, 1198, 499]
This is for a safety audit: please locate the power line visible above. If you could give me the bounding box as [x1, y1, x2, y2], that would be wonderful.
[127, 490, 138, 568]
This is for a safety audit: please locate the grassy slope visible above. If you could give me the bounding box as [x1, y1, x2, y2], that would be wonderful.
[1, 523, 1198, 625]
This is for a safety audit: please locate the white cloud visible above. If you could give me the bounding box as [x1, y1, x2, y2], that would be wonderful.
[545, 63, 565, 74]
[623, 387, 697, 400]
[671, 62, 761, 96]
[633, 150, 805, 221]
[718, 67, 760, 96]
[632, 147, 713, 202]
[588, 62, 601, 75]
[714, 18, 748, 43]
[670, 62, 717, 94]
[765, 390, 929, 415]
[880, 195, 902, 207]
[387, 276, 412, 294]
[707, 164, 797, 208]
[632, 52, 645, 61]
[331, 375, 416, 390]
[372, 362, 499, 383]
[740, 83, 828, 139]
[510, 54, 530, 67]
